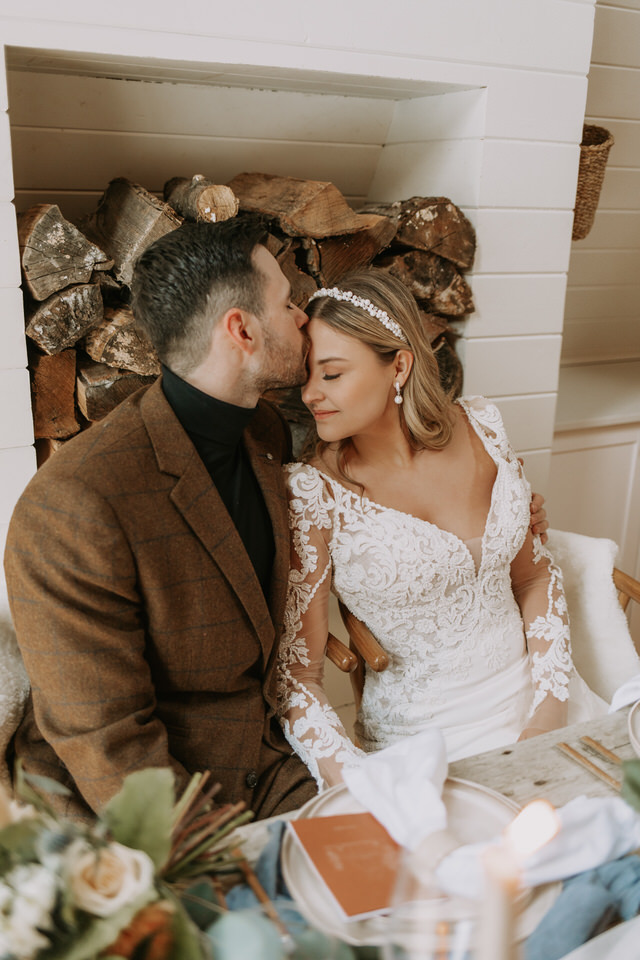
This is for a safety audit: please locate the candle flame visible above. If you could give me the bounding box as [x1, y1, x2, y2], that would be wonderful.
[504, 799, 560, 861]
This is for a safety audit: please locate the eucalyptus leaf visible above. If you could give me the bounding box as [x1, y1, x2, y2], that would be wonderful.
[292, 928, 355, 959]
[23, 769, 73, 796]
[40, 889, 157, 960]
[168, 895, 208, 960]
[206, 910, 285, 960]
[0, 819, 43, 860]
[102, 768, 175, 870]
[180, 879, 224, 930]
[621, 759, 640, 812]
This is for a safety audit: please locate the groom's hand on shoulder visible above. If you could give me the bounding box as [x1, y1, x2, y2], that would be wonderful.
[529, 492, 548, 545]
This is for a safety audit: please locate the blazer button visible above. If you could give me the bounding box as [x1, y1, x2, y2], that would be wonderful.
[245, 770, 258, 789]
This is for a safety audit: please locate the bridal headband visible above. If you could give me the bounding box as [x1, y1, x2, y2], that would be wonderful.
[308, 287, 408, 344]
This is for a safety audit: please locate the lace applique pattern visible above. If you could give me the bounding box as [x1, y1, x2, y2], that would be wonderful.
[276, 470, 365, 789]
[276, 396, 574, 780]
[527, 537, 572, 714]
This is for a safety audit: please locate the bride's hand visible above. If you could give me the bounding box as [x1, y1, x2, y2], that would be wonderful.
[517, 726, 547, 741]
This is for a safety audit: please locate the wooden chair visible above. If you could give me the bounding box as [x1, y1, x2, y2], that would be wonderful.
[614, 568, 640, 615]
[326, 567, 640, 708]
[326, 601, 389, 710]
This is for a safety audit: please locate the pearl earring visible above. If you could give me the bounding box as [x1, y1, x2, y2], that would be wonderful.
[394, 382, 403, 405]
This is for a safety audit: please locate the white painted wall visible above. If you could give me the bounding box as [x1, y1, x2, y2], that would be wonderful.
[0, 1, 598, 627]
[563, 0, 640, 365]
[546, 0, 640, 648]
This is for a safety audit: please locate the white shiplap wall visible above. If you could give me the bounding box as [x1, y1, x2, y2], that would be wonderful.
[0, 1, 597, 629]
[563, 0, 640, 365]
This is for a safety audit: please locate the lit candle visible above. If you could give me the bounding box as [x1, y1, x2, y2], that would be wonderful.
[478, 800, 560, 960]
[477, 842, 520, 960]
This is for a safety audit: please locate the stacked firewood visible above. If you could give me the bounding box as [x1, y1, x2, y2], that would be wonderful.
[17, 173, 476, 462]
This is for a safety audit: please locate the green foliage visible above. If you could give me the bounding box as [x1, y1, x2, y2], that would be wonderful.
[102, 768, 175, 870]
[40, 890, 157, 960]
[621, 759, 640, 812]
[206, 910, 286, 960]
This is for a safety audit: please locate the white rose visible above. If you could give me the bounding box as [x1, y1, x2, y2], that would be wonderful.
[10, 863, 58, 915]
[4, 906, 52, 959]
[69, 841, 155, 917]
[1, 864, 58, 960]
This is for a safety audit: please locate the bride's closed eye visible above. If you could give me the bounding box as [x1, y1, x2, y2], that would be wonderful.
[322, 373, 341, 381]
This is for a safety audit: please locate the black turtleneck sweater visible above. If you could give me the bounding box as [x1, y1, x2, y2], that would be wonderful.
[161, 365, 275, 598]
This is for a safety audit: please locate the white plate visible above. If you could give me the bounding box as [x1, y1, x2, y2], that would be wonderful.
[281, 778, 560, 947]
[628, 700, 640, 757]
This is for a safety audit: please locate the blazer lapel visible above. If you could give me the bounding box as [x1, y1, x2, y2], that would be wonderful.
[140, 382, 275, 659]
[244, 420, 291, 639]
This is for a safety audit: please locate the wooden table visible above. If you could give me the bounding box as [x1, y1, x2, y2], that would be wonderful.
[449, 708, 635, 808]
[232, 709, 640, 958]
[236, 709, 637, 862]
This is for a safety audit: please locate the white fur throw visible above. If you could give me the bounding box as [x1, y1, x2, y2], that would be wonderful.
[547, 529, 640, 701]
[0, 611, 29, 792]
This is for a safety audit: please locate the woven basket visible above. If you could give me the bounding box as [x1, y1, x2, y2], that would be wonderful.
[572, 124, 614, 240]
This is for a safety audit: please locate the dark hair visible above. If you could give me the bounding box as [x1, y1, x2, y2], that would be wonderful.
[131, 215, 269, 375]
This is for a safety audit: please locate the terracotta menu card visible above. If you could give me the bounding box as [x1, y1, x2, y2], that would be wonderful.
[287, 812, 402, 920]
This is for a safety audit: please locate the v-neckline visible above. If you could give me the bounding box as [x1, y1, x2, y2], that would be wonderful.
[306, 398, 504, 578]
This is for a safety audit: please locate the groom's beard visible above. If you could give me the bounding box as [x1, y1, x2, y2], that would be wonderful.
[254, 327, 310, 393]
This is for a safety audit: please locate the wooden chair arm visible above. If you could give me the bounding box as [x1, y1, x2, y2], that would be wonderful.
[614, 567, 640, 612]
[326, 633, 358, 673]
[338, 601, 389, 672]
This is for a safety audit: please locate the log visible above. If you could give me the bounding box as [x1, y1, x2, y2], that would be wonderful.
[87, 178, 183, 285]
[26, 283, 104, 355]
[18, 204, 111, 301]
[301, 238, 322, 281]
[315, 215, 397, 284]
[82, 305, 161, 376]
[360, 197, 476, 270]
[76, 358, 156, 421]
[433, 332, 463, 399]
[227, 172, 389, 239]
[91, 270, 125, 305]
[29, 348, 80, 439]
[420, 310, 450, 344]
[375, 249, 474, 317]
[164, 175, 239, 223]
[276, 243, 318, 308]
[35, 437, 69, 468]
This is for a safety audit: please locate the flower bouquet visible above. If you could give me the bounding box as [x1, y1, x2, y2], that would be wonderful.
[0, 765, 252, 960]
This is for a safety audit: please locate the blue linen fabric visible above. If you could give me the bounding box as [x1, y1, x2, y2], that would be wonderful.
[226, 821, 309, 937]
[525, 855, 640, 960]
[227, 829, 640, 959]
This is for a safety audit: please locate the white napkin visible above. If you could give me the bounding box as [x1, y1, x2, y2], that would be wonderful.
[435, 794, 640, 900]
[342, 727, 448, 850]
[608, 674, 640, 713]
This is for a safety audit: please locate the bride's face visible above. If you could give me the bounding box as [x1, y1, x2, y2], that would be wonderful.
[301, 318, 398, 442]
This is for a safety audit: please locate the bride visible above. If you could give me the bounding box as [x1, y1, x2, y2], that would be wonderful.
[276, 270, 605, 791]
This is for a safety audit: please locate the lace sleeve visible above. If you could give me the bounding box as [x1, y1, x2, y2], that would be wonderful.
[277, 465, 365, 790]
[510, 528, 572, 733]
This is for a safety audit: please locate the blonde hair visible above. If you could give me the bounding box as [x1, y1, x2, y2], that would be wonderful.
[306, 269, 456, 471]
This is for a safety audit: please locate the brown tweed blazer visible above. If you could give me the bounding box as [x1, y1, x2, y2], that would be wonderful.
[4, 379, 316, 820]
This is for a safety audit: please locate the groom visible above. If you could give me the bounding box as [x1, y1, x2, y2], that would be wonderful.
[4, 216, 548, 821]
[4, 216, 317, 821]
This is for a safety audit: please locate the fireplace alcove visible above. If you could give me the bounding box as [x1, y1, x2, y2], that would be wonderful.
[4, 51, 493, 714]
[7, 50, 486, 453]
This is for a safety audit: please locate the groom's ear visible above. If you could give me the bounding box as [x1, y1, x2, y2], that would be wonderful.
[222, 307, 258, 356]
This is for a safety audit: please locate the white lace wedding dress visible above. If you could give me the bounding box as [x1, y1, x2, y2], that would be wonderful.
[276, 397, 605, 790]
